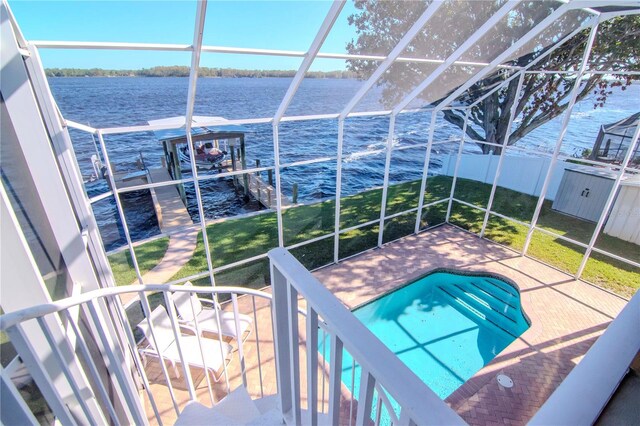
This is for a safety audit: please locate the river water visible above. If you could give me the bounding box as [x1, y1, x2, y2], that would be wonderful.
[49, 77, 639, 250]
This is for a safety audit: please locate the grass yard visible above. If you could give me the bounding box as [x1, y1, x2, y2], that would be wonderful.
[107, 237, 170, 285]
[449, 179, 639, 298]
[108, 175, 639, 298]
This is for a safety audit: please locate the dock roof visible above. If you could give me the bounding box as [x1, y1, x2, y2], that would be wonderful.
[149, 116, 249, 143]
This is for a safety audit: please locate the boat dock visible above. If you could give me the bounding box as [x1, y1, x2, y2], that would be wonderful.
[146, 167, 194, 233]
[238, 170, 292, 209]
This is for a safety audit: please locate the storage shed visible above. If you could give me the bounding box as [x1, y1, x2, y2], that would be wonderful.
[603, 176, 640, 245]
[552, 168, 615, 222]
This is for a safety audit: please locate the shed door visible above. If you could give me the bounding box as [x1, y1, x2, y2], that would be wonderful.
[552, 171, 615, 222]
[553, 171, 584, 217]
[577, 175, 614, 222]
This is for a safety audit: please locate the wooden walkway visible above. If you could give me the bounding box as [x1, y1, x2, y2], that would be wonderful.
[119, 167, 199, 292]
[147, 168, 193, 232]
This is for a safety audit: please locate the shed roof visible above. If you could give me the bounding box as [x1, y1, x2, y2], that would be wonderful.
[149, 116, 249, 143]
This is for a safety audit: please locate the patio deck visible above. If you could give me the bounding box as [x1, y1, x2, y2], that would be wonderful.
[315, 225, 629, 425]
[142, 225, 629, 425]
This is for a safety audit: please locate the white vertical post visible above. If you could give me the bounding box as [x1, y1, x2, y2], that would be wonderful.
[287, 284, 301, 425]
[378, 114, 397, 246]
[446, 110, 470, 222]
[272, 1, 345, 248]
[272, 126, 286, 247]
[355, 368, 376, 426]
[576, 123, 640, 278]
[231, 293, 248, 388]
[479, 72, 526, 237]
[306, 306, 319, 426]
[270, 264, 293, 417]
[522, 21, 601, 255]
[334, 119, 345, 262]
[183, 1, 218, 288]
[328, 334, 344, 425]
[415, 113, 438, 233]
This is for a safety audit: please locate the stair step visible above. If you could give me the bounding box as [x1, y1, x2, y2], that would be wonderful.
[174, 386, 261, 426]
[246, 408, 285, 425]
[175, 401, 235, 426]
[253, 395, 280, 415]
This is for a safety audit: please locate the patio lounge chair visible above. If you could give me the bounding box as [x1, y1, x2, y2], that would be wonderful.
[172, 281, 253, 343]
[137, 306, 232, 382]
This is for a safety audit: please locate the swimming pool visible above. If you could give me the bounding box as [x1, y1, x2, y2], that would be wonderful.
[322, 269, 530, 419]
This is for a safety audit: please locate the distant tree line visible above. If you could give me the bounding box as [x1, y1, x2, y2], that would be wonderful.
[45, 66, 358, 79]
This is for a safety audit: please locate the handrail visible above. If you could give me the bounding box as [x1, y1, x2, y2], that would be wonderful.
[268, 248, 465, 425]
[0, 284, 272, 330]
[1, 284, 276, 425]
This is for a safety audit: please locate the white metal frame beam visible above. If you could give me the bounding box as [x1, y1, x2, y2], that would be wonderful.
[272, 0, 346, 247]
[522, 19, 602, 255]
[30, 39, 523, 70]
[403, 3, 585, 235]
[334, 0, 445, 261]
[182, 0, 216, 298]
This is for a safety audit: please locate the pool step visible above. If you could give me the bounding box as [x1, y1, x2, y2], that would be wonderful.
[480, 278, 519, 300]
[437, 285, 522, 338]
[459, 281, 518, 318]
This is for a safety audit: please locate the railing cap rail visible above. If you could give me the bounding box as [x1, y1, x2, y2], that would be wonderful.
[0, 284, 271, 330]
[268, 247, 465, 425]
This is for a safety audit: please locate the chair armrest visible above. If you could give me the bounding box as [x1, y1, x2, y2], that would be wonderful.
[178, 322, 198, 336]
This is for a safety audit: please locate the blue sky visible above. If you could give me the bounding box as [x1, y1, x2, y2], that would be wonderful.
[9, 1, 358, 71]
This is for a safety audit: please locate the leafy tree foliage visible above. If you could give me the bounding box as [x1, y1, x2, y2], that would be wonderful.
[346, 1, 639, 153]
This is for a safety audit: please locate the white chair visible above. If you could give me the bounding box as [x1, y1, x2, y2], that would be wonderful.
[172, 282, 253, 343]
[137, 306, 232, 382]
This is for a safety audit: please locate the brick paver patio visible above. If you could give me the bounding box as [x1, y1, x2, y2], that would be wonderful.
[140, 225, 629, 425]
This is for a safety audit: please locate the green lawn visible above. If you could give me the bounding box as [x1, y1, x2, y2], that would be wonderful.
[108, 176, 639, 298]
[449, 179, 639, 298]
[107, 237, 170, 285]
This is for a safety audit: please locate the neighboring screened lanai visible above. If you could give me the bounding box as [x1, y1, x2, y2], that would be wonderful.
[590, 112, 640, 166]
[10, 0, 639, 297]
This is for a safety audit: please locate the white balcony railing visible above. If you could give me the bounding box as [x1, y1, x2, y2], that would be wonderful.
[1, 249, 466, 425]
[0, 284, 274, 425]
[268, 248, 465, 426]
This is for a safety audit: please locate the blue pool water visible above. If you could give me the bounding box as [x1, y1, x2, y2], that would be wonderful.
[322, 270, 529, 420]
